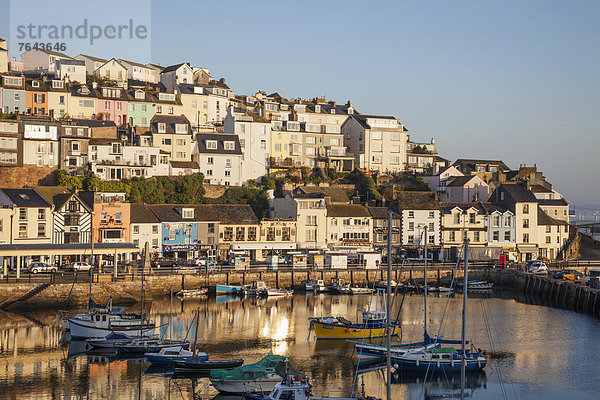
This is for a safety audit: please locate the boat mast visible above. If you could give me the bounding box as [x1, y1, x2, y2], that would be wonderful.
[386, 208, 392, 400]
[170, 285, 173, 342]
[423, 225, 428, 340]
[461, 237, 469, 400]
[89, 225, 94, 312]
[141, 241, 148, 337]
[191, 306, 201, 358]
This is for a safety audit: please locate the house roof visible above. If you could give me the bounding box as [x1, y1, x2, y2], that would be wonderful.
[35, 49, 72, 59]
[453, 158, 510, 171]
[498, 183, 538, 203]
[478, 202, 510, 214]
[130, 204, 160, 223]
[538, 208, 568, 226]
[32, 186, 73, 209]
[538, 198, 569, 206]
[70, 84, 97, 98]
[326, 204, 371, 218]
[56, 59, 85, 66]
[161, 63, 189, 73]
[169, 161, 200, 169]
[440, 202, 486, 214]
[246, 112, 269, 123]
[367, 206, 400, 219]
[0, 188, 51, 208]
[395, 191, 439, 210]
[72, 119, 117, 128]
[446, 175, 479, 187]
[196, 133, 242, 155]
[207, 204, 259, 225]
[77, 54, 107, 63]
[529, 185, 553, 193]
[119, 59, 149, 69]
[148, 204, 220, 223]
[295, 186, 350, 203]
[150, 115, 191, 134]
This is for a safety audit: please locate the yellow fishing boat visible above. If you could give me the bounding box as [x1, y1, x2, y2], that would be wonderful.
[310, 289, 401, 340]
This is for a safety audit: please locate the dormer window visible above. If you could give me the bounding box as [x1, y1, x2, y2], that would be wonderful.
[348, 107, 354, 114]
[135, 91, 145, 100]
[175, 124, 187, 134]
[32, 81, 40, 88]
[314, 105, 321, 113]
[224, 141, 235, 150]
[158, 123, 166, 133]
[181, 208, 194, 219]
[52, 80, 64, 89]
[206, 140, 217, 149]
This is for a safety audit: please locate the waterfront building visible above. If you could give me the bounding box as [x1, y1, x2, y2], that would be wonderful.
[35, 186, 92, 245]
[481, 202, 516, 259]
[341, 114, 408, 173]
[79, 192, 131, 248]
[325, 204, 372, 251]
[270, 192, 327, 250]
[0, 188, 53, 245]
[74, 54, 107, 76]
[209, 204, 259, 260]
[193, 133, 243, 186]
[537, 208, 570, 260]
[148, 204, 220, 260]
[538, 198, 570, 224]
[59, 120, 91, 172]
[21, 48, 72, 74]
[0, 119, 22, 167]
[1, 75, 26, 114]
[368, 206, 401, 256]
[223, 108, 271, 184]
[129, 203, 162, 256]
[394, 191, 441, 259]
[25, 78, 48, 115]
[251, 219, 297, 260]
[489, 183, 539, 262]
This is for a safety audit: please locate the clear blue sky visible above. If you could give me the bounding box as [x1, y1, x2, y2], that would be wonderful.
[2, 0, 599, 208]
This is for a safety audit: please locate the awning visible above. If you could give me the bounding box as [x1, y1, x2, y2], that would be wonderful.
[517, 244, 538, 253]
[230, 243, 297, 251]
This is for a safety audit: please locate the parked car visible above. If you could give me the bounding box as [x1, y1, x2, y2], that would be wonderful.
[151, 257, 176, 268]
[70, 262, 92, 272]
[526, 260, 548, 275]
[27, 262, 57, 274]
[552, 269, 584, 280]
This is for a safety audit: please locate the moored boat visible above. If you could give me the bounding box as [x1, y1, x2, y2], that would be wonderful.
[68, 310, 156, 339]
[216, 284, 247, 295]
[115, 339, 190, 354]
[245, 281, 269, 296]
[311, 289, 400, 340]
[145, 346, 209, 364]
[210, 352, 287, 394]
[265, 289, 293, 297]
[175, 288, 208, 297]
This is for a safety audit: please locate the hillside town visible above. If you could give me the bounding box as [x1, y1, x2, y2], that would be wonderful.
[0, 40, 574, 268]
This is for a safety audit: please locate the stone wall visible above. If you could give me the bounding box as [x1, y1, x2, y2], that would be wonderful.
[0, 166, 56, 188]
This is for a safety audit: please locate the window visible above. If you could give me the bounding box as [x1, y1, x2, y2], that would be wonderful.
[305, 148, 315, 156]
[546, 226, 551, 233]
[408, 211, 414, 218]
[372, 131, 382, 140]
[206, 170, 213, 176]
[523, 204, 529, 214]
[152, 238, 159, 247]
[111, 143, 122, 154]
[266, 227, 276, 241]
[236, 227, 245, 241]
[114, 212, 122, 224]
[225, 159, 231, 168]
[428, 222, 434, 231]
[152, 225, 159, 234]
[100, 212, 108, 224]
[546, 236, 551, 244]
[307, 229, 317, 241]
[408, 222, 414, 231]
[449, 231, 455, 241]
[247, 227, 257, 241]
[104, 101, 110, 110]
[116, 102, 122, 111]
[429, 211, 435, 219]
[282, 227, 291, 241]
[260, 140, 266, 150]
[504, 231, 511, 241]
[19, 208, 27, 220]
[206, 140, 217, 149]
[175, 138, 186, 146]
[19, 223, 27, 238]
[207, 157, 214, 165]
[469, 213, 476, 224]
[428, 235, 435, 244]
[161, 138, 172, 145]
[225, 171, 231, 176]
[493, 215, 500, 226]
[133, 239, 139, 247]
[133, 225, 139, 234]
[169, 229, 176, 241]
[38, 208, 46, 220]
[504, 216, 511, 227]
[474, 231, 480, 242]
[168, 106, 174, 114]
[523, 233, 529, 243]
[224, 141, 235, 150]
[306, 136, 316, 144]
[454, 213, 461, 224]
[523, 219, 529, 228]
[176, 152, 186, 159]
[307, 215, 317, 225]
[37, 223, 46, 237]
[492, 231, 499, 241]
[156, 105, 162, 113]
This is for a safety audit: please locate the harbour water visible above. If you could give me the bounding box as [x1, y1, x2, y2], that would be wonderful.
[0, 291, 599, 399]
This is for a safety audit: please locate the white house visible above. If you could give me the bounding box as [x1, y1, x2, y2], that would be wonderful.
[439, 175, 490, 203]
[21, 48, 72, 74]
[119, 59, 158, 83]
[130, 203, 162, 254]
[395, 191, 442, 260]
[223, 107, 271, 184]
[270, 193, 327, 250]
[89, 139, 169, 180]
[194, 133, 243, 186]
[55, 59, 86, 84]
[326, 204, 372, 251]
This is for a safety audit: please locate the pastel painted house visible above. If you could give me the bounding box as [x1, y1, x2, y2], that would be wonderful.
[55, 59, 87, 84]
[25, 78, 48, 115]
[69, 84, 97, 119]
[21, 48, 72, 74]
[127, 89, 155, 128]
[119, 59, 158, 83]
[96, 86, 128, 127]
[1, 75, 26, 114]
[79, 191, 131, 246]
[46, 79, 70, 119]
[93, 58, 128, 88]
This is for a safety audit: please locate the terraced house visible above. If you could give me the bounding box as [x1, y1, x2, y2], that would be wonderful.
[0, 188, 53, 245]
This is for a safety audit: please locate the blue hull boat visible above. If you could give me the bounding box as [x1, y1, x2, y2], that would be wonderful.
[216, 284, 244, 295]
[392, 347, 487, 372]
[146, 346, 209, 364]
[116, 341, 189, 354]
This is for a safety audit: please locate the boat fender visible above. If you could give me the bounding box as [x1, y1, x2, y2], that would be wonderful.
[393, 363, 399, 369]
[451, 360, 454, 368]
[346, 328, 351, 332]
[437, 361, 440, 368]
[416, 360, 419, 367]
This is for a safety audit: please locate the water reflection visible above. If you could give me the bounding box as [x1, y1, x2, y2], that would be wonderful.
[0, 292, 599, 399]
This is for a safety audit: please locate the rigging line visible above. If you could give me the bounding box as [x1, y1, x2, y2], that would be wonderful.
[480, 298, 510, 400]
[419, 245, 464, 397]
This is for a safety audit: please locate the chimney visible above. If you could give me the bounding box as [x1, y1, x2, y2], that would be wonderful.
[219, 78, 225, 84]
